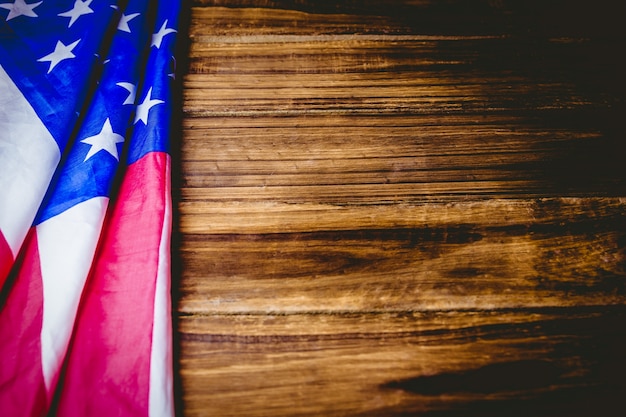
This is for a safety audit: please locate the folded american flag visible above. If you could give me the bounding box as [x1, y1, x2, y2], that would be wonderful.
[0, 1, 181, 415]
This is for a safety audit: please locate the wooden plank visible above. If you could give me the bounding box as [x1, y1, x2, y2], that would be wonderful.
[180, 114, 619, 202]
[188, 0, 626, 39]
[177, 198, 626, 313]
[178, 308, 626, 416]
[178, 198, 626, 234]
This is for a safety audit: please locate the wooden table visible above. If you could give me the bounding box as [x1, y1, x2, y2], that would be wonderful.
[175, 1, 626, 415]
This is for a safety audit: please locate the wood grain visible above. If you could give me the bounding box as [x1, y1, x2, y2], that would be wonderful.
[179, 309, 626, 417]
[176, 0, 626, 415]
[179, 197, 626, 313]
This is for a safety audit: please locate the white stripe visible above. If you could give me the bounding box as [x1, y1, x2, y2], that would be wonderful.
[38, 197, 108, 392]
[0, 65, 61, 257]
[149, 159, 174, 417]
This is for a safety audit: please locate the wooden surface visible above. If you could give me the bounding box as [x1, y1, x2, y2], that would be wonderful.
[175, 1, 626, 415]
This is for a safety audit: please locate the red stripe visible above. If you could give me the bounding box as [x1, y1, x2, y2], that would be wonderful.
[57, 152, 170, 417]
[0, 230, 13, 289]
[0, 228, 48, 416]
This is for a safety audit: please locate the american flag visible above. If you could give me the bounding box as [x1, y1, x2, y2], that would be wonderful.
[0, 1, 180, 416]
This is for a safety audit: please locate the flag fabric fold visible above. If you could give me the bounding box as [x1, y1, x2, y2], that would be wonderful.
[0, 1, 181, 416]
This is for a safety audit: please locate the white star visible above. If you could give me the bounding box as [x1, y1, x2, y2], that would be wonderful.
[134, 87, 164, 125]
[37, 39, 81, 74]
[58, 0, 93, 28]
[151, 20, 177, 49]
[116, 82, 136, 105]
[0, 0, 42, 21]
[118, 12, 139, 33]
[80, 118, 124, 161]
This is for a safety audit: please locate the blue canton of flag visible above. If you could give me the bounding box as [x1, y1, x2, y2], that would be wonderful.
[0, 1, 182, 416]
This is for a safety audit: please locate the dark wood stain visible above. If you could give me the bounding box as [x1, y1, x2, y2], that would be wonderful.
[384, 359, 566, 394]
[176, 0, 626, 415]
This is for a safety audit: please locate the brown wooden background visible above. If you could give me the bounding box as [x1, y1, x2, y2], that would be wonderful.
[174, 1, 626, 415]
